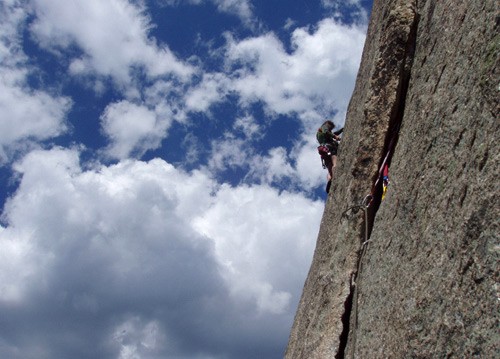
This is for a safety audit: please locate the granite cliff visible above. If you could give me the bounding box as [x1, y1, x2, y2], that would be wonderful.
[286, 0, 499, 358]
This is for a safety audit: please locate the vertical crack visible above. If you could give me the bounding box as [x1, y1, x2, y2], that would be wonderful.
[368, 10, 420, 231]
[335, 281, 355, 359]
[336, 7, 421, 359]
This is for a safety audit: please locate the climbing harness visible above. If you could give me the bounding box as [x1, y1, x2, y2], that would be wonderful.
[317, 138, 341, 194]
[316, 123, 343, 195]
[317, 145, 332, 170]
[317, 143, 338, 193]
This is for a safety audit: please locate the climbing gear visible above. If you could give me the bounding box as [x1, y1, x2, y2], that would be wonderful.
[316, 123, 343, 194]
[317, 145, 334, 193]
[337, 121, 400, 358]
[340, 194, 372, 359]
[342, 194, 372, 246]
[381, 163, 390, 201]
[317, 145, 331, 169]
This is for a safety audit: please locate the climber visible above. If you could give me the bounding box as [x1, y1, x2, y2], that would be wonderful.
[316, 120, 343, 193]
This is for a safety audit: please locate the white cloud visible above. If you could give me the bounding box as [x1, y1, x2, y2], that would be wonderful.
[0, 147, 322, 356]
[284, 18, 296, 31]
[30, 0, 194, 89]
[204, 115, 264, 176]
[233, 114, 262, 139]
[181, 18, 365, 149]
[170, 17, 365, 191]
[321, 0, 369, 24]
[204, 122, 341, 192]
[206, 19, 364, 190]
[211, 0, 254, 25]
[193, 183, 322, 314]
[248, 147, 295, 185]
[225, 19, 366, 126]
[0, 83, 71, 158]
[185, 73, 232, 113]
[161, 0, 255, 27]
[322, 0, 361, 9]
[0, 225, 37, 303]
[100, 100, 172, 159]
[293, 135, 331, 189]
[207, 133, 250, 173]
[0, 1, 71, 163]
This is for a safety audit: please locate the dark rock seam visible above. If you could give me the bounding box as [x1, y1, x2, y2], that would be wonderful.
[334, 9, 421, 359]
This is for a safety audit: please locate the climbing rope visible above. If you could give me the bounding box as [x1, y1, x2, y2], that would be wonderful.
[342, 194, 372, 246]
[337, 122, 401, 357]
[341, 194, 372, 358]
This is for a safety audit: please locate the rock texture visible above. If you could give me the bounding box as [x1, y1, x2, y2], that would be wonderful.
[285, 0, 499, 358]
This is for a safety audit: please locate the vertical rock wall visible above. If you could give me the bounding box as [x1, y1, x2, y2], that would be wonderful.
[285, 0, 499, 358]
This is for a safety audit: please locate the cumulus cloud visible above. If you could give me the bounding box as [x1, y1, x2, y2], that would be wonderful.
[203, 114, 264, 177]
[185, 73, 232, 113]
[175, 18, 365, 191]
[0, 147, 322, 358]
[321, 0, 369, 23]
[204, 120, 343, 192]
[30, 0, 194, 89]
[211, 19, 363, 190]
[207, 133, 250, 173]
[0, 0, 71, 163]
[247, 147, 295, 186]
[0, 83, 71, 160]
[224, 19, 366, 126]
[233, 114, 262, 139]
[183, 17, 365, 135]
[214, 0, 255, 27]
[161, 0, 255, 27]
[194, 183, 322, 314]
[100, 100, 173, 159]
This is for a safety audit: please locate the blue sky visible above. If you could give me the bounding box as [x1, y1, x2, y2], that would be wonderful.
[0, 0, 371, 358]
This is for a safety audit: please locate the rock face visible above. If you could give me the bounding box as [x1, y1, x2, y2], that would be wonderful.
[285, 0, 499, 358]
